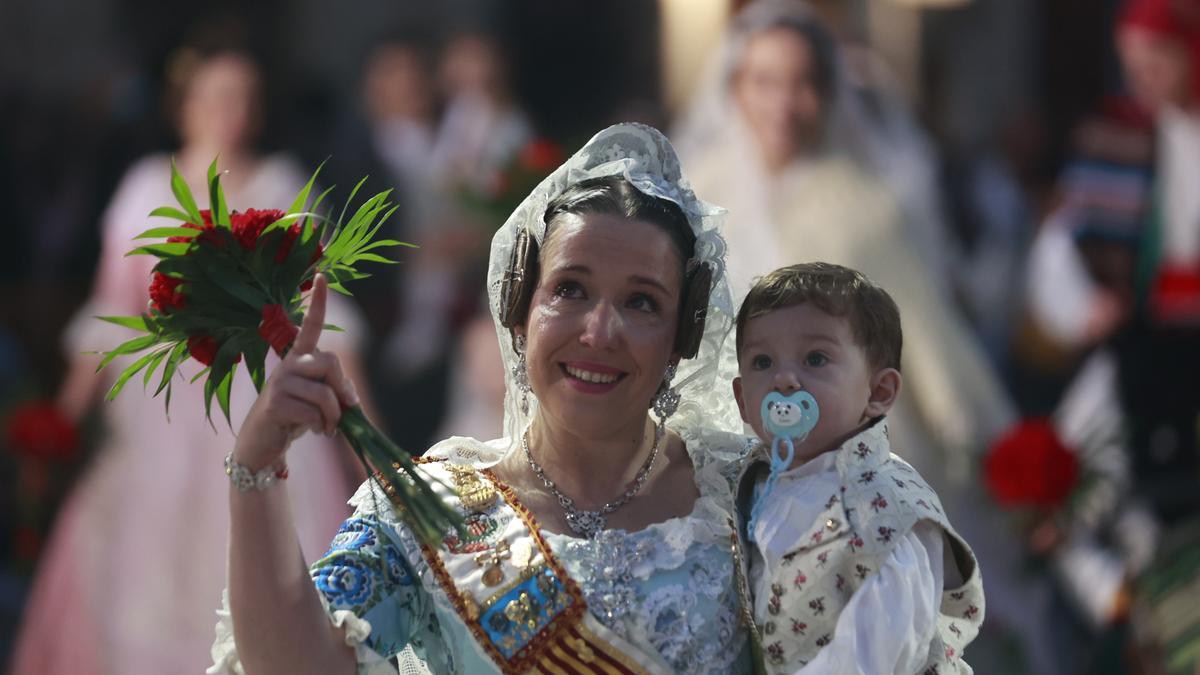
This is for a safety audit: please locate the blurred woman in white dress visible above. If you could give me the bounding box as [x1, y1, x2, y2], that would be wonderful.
[10, 46, 366, 675]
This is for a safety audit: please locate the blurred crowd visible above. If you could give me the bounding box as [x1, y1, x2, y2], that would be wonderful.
[1, 0, 1198, 673]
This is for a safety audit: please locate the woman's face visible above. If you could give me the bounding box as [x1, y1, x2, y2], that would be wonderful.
[733, 27, 825, 167]
[1118, 27, 1193, 112]
[364, 45, 432, 123]
[179, 53, 262, 152]
[520, 213, 683, 437]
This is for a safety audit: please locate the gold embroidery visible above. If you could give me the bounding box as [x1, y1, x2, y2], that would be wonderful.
[447, 463, 498, 512]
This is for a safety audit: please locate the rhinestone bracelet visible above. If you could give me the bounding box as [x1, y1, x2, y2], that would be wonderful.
[224, 452, 288, 492]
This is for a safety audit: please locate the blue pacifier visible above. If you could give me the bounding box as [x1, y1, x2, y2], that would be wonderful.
[747, 390, 820, 543]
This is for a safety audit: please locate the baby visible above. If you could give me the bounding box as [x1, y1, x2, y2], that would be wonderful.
[733, 262, 984, 674]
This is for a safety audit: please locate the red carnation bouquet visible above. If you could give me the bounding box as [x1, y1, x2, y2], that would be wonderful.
[458, 137, 564, 229]
[96, 159, 461, 545]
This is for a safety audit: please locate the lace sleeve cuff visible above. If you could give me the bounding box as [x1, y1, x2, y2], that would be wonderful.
[207, 588, 395, 675]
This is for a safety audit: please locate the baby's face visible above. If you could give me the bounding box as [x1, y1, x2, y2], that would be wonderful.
[734, 303, 882, 460]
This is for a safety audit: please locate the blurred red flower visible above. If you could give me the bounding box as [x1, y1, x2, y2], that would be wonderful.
[148, 272, 186, 313]
[258, 304, 298, 356]
[519, 139, 564, 173]
[231, 208, 285, 250]
[984, 418, 1080, 509]
[5, 401, 79, 462]
[1150, 263, 1200, 323]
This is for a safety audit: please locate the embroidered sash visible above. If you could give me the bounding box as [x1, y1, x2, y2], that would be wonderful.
[406, 459, 671, 674]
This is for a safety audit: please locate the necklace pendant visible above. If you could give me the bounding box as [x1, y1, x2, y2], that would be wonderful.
[567, 511, 606, 539]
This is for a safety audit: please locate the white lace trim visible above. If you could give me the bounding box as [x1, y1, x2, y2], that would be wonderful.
[349, 423, 748, 580]
[207, 588, 393, 675]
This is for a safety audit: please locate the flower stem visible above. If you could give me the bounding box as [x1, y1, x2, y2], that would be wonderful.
[336, 405, 464, 545]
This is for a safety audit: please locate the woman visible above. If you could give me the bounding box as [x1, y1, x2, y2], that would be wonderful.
[209, 124, 754, 674]
[674, 0, 1013, 491]
[10, 47, 365, 675]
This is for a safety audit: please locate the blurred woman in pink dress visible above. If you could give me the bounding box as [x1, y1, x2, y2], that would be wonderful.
[10, 45, 367, 675]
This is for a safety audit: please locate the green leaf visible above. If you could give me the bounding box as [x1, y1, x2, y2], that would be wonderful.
[208, 160, 231, 229]
[163, 380, 174, 419]
[261, 211, 325, 236]
[191, 366, 211, 384]
[309, 185, 337, 224]
[359, 238, 413, 251]
[105, 348, 164, 401]
[96, 333, 159, 372]
[200, 264, 271, 310]
[202, 336, 245, 425]
[132, 226, 201, 240]
[322, 323, 345, 332]
[124, 242, 191, 258]
[97, 315, 150, 332]
[170, 157, 203, 224]
[155, 342, 189, 396]
[148, 206, 195, 222]
[348, 252, 396, 265]
[216, 365, 235, 426]
[286, 160, 325, 217]
[243, 338, 268, 393]
[142, 346, 172, 389]
[335, 176, 370, 233]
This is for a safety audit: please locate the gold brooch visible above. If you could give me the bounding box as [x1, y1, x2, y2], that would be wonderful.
[475, 540, 511, 587]
[446, 464, 498, 512]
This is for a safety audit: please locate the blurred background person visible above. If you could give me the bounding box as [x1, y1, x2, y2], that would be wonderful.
[378, 29, 533, 450]
[673, 0, 1012, 493]
[1011, 2, 1200, 672]
[8, 37, 368, 675]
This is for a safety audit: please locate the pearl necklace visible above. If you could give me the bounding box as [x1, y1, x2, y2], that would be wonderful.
[522, 423, 664, 539]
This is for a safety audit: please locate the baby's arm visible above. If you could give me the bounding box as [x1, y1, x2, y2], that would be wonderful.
[792, 522, 944, 675]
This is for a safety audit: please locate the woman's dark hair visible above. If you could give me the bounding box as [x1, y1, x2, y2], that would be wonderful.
[500, 176, 712, 358]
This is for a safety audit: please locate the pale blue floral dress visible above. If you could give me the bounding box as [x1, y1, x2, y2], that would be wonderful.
[209, 426, 754, 674]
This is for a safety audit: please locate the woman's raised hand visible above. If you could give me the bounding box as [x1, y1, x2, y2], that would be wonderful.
[233, 274, 359, 471]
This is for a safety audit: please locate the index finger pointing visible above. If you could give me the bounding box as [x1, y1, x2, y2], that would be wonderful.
[292, 273, 327, 356]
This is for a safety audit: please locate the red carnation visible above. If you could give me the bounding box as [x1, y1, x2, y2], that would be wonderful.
[188, 334, 220, 366]
[519, 139, 564, 173]
[258, 304, 299, 356]
[148, 272, 186, 312]
[231, 208, 285, 250]
[984, 419, 1080, 509]
[6, 401, 79, 462]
